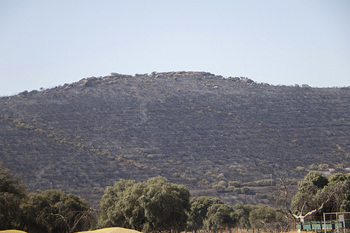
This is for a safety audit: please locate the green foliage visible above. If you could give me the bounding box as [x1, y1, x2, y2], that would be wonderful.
[291, 172, 327, 215]
[98, 179, 137, 228]
[228, 180, 242, 188]
[291, 172, 350, 216]
[187, 196, 224, 231]
[203, 203, 235, 232]
[305, 171, 328, 189]
[249, 204, 286, 232]
[0, 163, 26, 230]
[214, 180, 228, 191]
[98, 176, 190, 232]
[20, 192, 51, 233]
[21, 190, 94, 233]
[241, 187, 253, 195]
[326, 173, 350, 212]
[142, 177, 190, 231]
[233, 202, 254, 229]
[0, 164, 94, 232]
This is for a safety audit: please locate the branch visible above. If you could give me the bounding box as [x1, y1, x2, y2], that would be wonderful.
[275, 178, 297, 220]
[50, 212, 71, 231]
[292, 190, 337, 221]
[274, 178, 290, 207]
[300, 201, 307, 216]
[70, 208, 94, 233]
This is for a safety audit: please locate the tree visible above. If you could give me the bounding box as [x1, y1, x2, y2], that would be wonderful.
[0, 162, 26, 230]
[289, 172, 330, 222]
[98, 179, 138, 229]
[98, 176, 190, 232]
[325, 173, 350, 212]
[187, 196, 224, 231]
[203, 203, 235, 232]
[20, 192, 51, 233]
[233, 202, 255, 229]
[249, 204, 286, 232]
[142, 177, 190, 232]
[284, 172, 350, 223]
[21, 190, 94, 233]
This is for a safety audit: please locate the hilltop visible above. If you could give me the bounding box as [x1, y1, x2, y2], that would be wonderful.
[1, 72, 349, 205]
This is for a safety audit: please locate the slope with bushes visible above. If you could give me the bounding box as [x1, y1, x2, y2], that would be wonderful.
[0, 72, 349, 204]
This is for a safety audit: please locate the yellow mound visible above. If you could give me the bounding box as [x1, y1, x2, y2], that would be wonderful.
[0, 231, 27, 233]
[0, 227, 141, 233]
[77, 227, 143, 233]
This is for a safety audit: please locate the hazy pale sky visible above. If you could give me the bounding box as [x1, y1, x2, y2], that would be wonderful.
[1, 0, 349, 96]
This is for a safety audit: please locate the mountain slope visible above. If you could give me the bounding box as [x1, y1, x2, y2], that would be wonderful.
[1, 72, 349, 205]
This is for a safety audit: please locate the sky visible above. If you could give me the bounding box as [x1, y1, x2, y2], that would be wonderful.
[0, 0, 350, 96]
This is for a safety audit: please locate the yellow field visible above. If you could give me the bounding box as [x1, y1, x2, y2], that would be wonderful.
[0, 228, 142, 233]
[0, 231, 27, 233]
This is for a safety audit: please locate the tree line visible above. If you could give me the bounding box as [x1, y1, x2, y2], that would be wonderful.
[1, 162, 350, 233]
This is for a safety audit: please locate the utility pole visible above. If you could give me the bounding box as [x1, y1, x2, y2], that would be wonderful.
[271, 174, 273, 186]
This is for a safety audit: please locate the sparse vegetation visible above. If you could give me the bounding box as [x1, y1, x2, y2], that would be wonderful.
[1, 71, 350, 206]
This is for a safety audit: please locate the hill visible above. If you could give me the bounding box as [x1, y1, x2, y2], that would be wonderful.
[1, 72, 349, 205]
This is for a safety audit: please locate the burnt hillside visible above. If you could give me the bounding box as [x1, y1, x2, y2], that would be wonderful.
[1, 72, 349, 205]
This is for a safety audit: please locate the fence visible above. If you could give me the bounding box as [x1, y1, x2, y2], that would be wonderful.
[296, 212, 350, 233]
